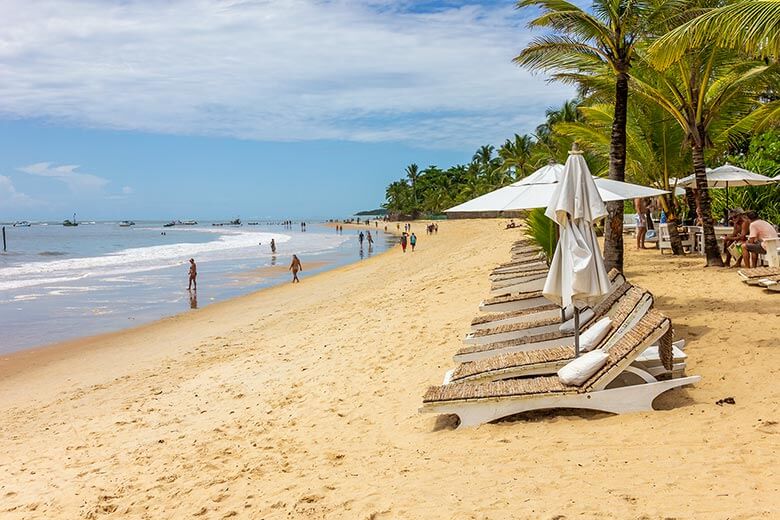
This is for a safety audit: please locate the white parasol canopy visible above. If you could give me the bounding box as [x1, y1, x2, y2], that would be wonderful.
[445, 163, 669, 213]
[676, 164, 778, 188]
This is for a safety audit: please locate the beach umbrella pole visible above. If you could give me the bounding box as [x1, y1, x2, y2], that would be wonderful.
[574, 307, 580, 358]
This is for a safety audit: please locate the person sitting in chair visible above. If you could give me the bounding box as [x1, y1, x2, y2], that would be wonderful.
[744, 210, 779, 268]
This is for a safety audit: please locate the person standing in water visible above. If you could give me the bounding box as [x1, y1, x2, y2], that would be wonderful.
[410, 232, 417, 251]
[289, 255, 302, 283]
[367, 231, 373, 245]
[270, 238, 276, 254]
[187, 258, 197, 290]
[359, 231, 364, 247]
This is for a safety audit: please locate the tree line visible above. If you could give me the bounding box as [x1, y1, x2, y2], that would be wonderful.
[383, 0, 780, 271]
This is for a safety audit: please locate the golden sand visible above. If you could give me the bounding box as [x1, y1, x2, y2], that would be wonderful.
[0, 219, 778, 519]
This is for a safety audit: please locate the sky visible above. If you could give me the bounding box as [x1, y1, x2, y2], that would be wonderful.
[0, 0, 574, 220]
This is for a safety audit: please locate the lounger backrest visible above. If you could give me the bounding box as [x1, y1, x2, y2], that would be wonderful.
[582, 310, 672, 392]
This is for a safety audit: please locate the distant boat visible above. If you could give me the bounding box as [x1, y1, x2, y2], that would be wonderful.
[229, 218, 241, 226]
[247, 222, 259, 225]
[163, 221, 176, 228]
[63, 213, 79, 227]
[119, 220, 136, 227]
[13, 221, 31, 227]
[182, 220, 197, 225]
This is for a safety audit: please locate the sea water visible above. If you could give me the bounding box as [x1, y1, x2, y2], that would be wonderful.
[0, 221, 394, 354]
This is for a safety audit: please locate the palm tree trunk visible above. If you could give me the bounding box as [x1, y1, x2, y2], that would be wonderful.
[603, 72, 629, 273]
[659, 194, 685, 254]
[691, 140, 724, 266]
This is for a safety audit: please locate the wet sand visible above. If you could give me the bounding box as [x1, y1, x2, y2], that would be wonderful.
[0, 219, 777, 519]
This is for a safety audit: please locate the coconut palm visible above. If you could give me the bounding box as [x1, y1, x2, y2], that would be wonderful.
[515, 0, 651, 273]
[498, 134, 535, 180]
[649, 0, 780, 67]
[556, 99, 691, 253]
[636, 31, 779, 264]
[405, 163, 420, 209]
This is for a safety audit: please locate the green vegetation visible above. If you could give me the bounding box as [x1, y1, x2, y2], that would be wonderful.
[382, 0, 779, 268]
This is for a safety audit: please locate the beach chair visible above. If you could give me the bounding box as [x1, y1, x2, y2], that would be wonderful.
[759, 238, 780, 268]
[470, 277, 632, 347]
[450, 289, 679, 383]
[623, 213, 636, 234]
[459, 282, 644, 362]
[471, 270, 625, 332]
[737, 266, 780, 285]
[478, 291, 551, 313]
[421, 311, 700, 428]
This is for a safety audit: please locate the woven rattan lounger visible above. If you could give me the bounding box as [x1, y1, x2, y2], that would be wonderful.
[737, 267, 780, 285]
[420, 311, 700, 428]
[471, 270, 625, 332]
[468, 278, 635, 347]
[450, 290, 675, 382]
[459, 284, 648, 362]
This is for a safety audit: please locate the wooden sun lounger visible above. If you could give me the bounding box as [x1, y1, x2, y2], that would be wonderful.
[478, 291, 549, 313]
[471, 270, 624, 332]
[459, 283, 647, 363]
[451, 292, 670, 383]
[470, 279, 634, 347]
[738, 267, 780, 285]
[490, 272, 549, 296]
[421, 311, 700, 428]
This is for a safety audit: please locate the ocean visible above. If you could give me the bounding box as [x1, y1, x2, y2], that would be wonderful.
[0, 221, 394, 354]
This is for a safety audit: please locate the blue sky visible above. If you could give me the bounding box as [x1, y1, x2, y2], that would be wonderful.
[0, 0, 574, 220]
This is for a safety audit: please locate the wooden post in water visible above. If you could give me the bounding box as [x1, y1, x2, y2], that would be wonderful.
[2, 226, 6, 252]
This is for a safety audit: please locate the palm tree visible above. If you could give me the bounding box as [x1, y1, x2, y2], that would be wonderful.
[556, 99, 691, 253]
[515, 0, 650, 273]
[405, 163, 420, 210]
[498, 134, 535, 180]
[649, 0, 780, 67]
[636, 18, 779, 265]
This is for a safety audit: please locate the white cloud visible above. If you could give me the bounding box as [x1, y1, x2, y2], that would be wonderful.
[0, 0, 573, 148]
[121, 186, 133, 195]
[0, 175, 36, 207]
[17, 162, 109, 193]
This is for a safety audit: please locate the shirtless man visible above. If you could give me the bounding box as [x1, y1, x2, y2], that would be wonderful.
[289, 255, 303, 283]
[744, 211, 779, 268]
[188, 258, 197, 290]
[270, 238, 276, 254]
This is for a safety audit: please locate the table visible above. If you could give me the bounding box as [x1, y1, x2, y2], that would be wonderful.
[689, 226, 733, 254]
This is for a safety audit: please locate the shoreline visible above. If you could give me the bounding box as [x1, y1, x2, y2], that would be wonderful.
[1, 218, 778, 519]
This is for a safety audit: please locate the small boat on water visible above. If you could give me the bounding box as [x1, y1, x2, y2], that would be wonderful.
[13, 221, 31, 227]
[247, 222, 259, 225]
[119, 220, 136, 227]
[63, 213, 79, 227]
[163, 221, 176, 227]
[182, 220, 197, 225]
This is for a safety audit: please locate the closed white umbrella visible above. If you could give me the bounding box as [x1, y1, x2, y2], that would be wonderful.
[542, 147, 611, 357]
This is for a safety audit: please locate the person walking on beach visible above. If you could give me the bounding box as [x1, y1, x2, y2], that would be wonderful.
[410, 232, 417, 252]
[270, 238, 276, 254]
[400, 232, 408, 253]
[634, 197, 647, 249]
[289, 255, 303, 283]
[187, 258, 197, 290]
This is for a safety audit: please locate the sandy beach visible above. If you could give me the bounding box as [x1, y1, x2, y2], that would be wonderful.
[0, 218, 778, 519]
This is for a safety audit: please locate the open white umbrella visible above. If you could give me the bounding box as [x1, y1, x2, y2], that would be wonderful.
[445, 164, 669, 213]
[676, 163, 778, 208]
[542, 148, 611, 357]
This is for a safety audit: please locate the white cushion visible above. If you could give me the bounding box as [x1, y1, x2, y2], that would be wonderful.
[579, 317, 613, 352]
[557, 350, 609, 386]
[559, 308, 595, 333]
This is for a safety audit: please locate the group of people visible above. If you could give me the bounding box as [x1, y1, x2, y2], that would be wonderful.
[722, 208, 779, 268]
[400, 232, 416, 252]
[358, 230, 374, 247]
[426, 223, 439, 235]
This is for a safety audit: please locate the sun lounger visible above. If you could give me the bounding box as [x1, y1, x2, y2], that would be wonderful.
[478, 291, 550, 313]
[737, 266, 780, 285]
[451, 291, 673, 382]
[471, 277, 633, 346]
[490, 272, 550, 296]
[421, 311, 700, 428]
[472, 270, 625, 332]
[459, 282, 645, 362]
